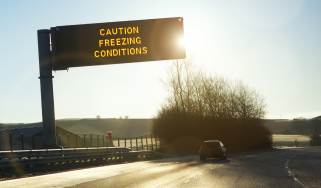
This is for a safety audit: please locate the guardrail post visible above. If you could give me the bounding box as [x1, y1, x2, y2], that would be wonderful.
[75, 135, 78, 148]
[155, 138, 158, 150]
[135, 137, 138, 151]
[103, 136, 105, 147]
[9, 133, 13, 150]
[57, 135, 59, 146]
[90, 134, 93, 147]
[117, 138, 120, 147]
[32, 135, 36, 149]
[124, 138, 127, 147]
[83, 134, 86, 147]
[141, 136, 144, 150]
[67, 135, 70, 148]
[130, 138, 132, 149]
[151, 135, 154, 151]
[76, 134, 80, 148]
[145, 136, 148, 150]
[20, 134, 24, 150]
[60, 135, 64, 147]
[97, 135, 99, 147]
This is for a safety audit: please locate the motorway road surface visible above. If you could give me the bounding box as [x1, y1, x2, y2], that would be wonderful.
[0, 147, 320, 188]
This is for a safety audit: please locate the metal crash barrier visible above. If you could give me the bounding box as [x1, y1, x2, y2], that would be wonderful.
[0, 147, 157, 177]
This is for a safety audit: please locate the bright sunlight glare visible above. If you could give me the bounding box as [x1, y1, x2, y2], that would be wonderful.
[177, 35, 186, 51]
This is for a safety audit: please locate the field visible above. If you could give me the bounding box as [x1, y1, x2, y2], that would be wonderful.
[272, 134, 310, 147]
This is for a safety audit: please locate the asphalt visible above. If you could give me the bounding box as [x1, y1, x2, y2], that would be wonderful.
[0, 147, 320, 188]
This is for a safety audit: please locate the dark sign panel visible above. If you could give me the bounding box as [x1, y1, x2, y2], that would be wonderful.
[51, 17, 185, 70]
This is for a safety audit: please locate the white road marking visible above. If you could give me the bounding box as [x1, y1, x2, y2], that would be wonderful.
[285, 159, 305, 187]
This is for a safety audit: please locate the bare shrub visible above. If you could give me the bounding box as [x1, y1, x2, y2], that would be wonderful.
[154, 60, 271, 153]
[159, 60, 265, 120]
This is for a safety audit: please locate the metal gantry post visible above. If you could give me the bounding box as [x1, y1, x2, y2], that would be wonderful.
[37, 29, 56, 148]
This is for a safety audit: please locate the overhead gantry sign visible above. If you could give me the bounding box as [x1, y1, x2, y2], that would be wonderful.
[50, 17, 185, 70]
[38, 17, 185, 148]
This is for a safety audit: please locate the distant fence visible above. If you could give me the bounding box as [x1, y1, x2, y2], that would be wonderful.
[112, 136, 160, 151]
[57, 134, 113, 148]
[58, 134, 160, 151]
[0, 132, 160, 151]
[0, 132, 42, 150]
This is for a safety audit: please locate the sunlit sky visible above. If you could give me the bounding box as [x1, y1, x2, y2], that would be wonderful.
[1, 0, 321, 123]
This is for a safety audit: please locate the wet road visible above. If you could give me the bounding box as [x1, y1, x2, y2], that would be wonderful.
[1, 147, 320, 188]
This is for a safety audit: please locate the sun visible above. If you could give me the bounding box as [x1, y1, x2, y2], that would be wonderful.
[177, 35, 186, 50]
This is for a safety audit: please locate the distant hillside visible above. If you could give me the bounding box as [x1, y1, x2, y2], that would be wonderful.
[0, 122, 42, 130]
[1, 116, 320, 137]
[313, 116, 321, 120]
[56, 118, 153, 138]
[264, 118, 321, 135]
[0, 119, 153, 138]
[54, 116, 321, 136]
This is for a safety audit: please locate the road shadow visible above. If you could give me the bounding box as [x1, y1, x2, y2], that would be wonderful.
[148, 155, 199, 163]
[201, 158, 230, 163]
[147, 154, 231, 165]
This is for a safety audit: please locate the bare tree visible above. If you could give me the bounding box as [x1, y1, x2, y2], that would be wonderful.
[159, 60, 266, 120]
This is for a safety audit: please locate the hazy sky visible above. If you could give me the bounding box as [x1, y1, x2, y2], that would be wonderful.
[0, 0, 320, 123]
